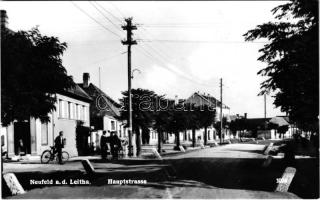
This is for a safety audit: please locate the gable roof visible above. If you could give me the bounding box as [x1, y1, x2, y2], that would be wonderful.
[186, 92, 230, 109]
[269, 116, 290, 126]
[78, 83, 121, 118]
[58, 83, 92, 103]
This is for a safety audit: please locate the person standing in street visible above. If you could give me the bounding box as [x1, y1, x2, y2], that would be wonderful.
[100, 131, 108, 160]
[54, 131, 65, 164]
[110, 131, 121, 160]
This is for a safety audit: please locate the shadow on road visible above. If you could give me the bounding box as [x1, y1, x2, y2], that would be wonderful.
[163, 156, 319, 199]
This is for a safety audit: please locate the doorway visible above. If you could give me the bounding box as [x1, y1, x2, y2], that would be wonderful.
[14, 121, 31, 155]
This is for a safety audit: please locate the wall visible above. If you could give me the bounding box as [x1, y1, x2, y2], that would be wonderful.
[148, 129, 158, 145]
[4, 122, 16, 157]
[4, 93, 90, 158]
[1, 125, 8, 154]
[103, 115, 119, 134]
[53, 94, 90, 157]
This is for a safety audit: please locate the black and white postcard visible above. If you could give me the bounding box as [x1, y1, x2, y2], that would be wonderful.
[1, 0, 319, 199]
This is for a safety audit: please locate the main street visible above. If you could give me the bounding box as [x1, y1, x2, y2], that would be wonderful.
[5, 142, 316, 199]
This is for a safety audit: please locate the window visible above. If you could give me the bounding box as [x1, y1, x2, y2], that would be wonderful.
[64, 101, 69, 118]
[41, 123, 48, 145]
[80, 106, 84, 120]
[208, 130, 211, 140]
[73, 103, 77, 119]
[111, 121, 115, 131]
[77, 104, 81, 120]
[83, 106, 87, 121]
[69, 102, 77, 119]
[59, 99, 63, 117]
[68, 102, 72, 119]
[75, 104, 79, 120]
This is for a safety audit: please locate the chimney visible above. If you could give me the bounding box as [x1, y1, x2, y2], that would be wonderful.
[83, 73, 90, 88]
[1, 10, 8, 29]
[244, 113, 247, 119]
[236, 114, 239, 118]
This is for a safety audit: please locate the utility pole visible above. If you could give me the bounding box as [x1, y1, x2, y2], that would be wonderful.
[220, 78, 223, 144]
[122, 18, 137, 157]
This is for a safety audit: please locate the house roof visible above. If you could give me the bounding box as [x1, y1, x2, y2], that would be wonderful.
[63, 84, 92, 102]
[187, 92, 230, 109]
[78, 83, 121, 118]
[229, 115, 238, 122]
[269, 116, 290, 126]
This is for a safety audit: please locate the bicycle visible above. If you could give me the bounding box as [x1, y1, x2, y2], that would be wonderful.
[41, 146, 69, 164]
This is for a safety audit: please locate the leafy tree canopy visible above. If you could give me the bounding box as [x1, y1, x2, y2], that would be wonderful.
[244, 0, 319, 132]
[119, 88, 158, 132]
[1, 27, 74, 126]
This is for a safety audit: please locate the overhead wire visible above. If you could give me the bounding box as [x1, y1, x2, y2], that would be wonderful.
[108, 2, 126, 19]
[136, 45, 217, 88]
[89, 1, 124, 37]
[94, 1, 123, 23]
[72, 2, 221, 94]
[136, 29, 221, 87]
[139, 39, 268, 44]
[71, 1, 122, 39]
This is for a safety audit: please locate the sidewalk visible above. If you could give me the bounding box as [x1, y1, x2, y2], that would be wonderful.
[2, 143, 208, 165]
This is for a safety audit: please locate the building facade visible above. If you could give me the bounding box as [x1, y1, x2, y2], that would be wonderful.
[183, 92, 231, 143]
[2, 85, 92, 158]
[78, 73, 128, 152]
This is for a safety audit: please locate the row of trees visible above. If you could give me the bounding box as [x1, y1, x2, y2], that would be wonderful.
[119, 88, 217, 156]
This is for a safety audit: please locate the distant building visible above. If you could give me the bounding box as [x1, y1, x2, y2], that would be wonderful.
[78, 73, 127, 151]
[160, 92, 233, 146]
[185, 92, 230, 121]
[239, 116, 292, 139]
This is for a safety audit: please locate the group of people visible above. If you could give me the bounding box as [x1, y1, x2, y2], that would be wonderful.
[51, 130, 124, 164]
[100, 130, 122, 160]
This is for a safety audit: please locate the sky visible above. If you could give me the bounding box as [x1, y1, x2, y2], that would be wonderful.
[1, 1, 288, 118]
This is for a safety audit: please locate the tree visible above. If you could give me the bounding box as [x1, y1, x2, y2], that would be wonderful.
[244, 0, 319, 133]
[185, 104, 202, 148]
[166, 103, 189, 149]
[119, 88, 157, 156]
[213, 116, 228, 143]
[229, 119, 239, 137]
[153, 96, 171, 153]
[1, 27, 74, 126]
[278, 125, 289, 138]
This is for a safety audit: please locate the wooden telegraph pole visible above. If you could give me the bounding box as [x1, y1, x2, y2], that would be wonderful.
[122, 18, 137, 157]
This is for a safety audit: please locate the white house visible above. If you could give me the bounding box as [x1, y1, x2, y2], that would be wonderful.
[1, 85, 92, 158]
[78, 73, 128, 152]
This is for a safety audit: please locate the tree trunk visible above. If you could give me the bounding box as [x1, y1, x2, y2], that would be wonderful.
[204, 127, 207, 145]
[157, 131, 162, 154]
[192, 129, 196, 147]
[135, 127, 142, 157]
[175, 132, 180, 148]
